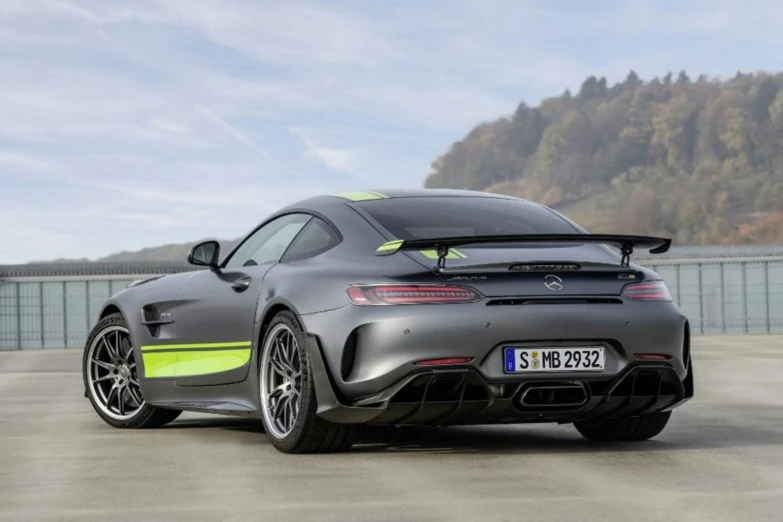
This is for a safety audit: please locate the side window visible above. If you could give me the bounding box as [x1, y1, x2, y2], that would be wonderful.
[281, 218, 341, 263]
[224, 214, 311, 269]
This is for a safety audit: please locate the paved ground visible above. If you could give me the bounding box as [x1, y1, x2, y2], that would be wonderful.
[1, 336, 782, 522]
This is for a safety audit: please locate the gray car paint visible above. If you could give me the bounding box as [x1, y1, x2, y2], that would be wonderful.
[93, 189, 690, 423]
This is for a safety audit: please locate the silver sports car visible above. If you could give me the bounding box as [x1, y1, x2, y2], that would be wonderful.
[82, 189, 693, 453]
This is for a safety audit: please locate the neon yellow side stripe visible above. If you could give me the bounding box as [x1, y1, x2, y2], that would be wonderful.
[332, 191, 388, 202]
[142, 352, 177, 378]
[419, 249, 467, 260]
[175, 349, 251, 378]
[376, 239, 403, 255]
[143, 349, 251, 378]
[140, 341, 252, 352]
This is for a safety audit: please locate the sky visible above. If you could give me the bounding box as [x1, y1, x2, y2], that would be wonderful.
[1, 0, 783, 263]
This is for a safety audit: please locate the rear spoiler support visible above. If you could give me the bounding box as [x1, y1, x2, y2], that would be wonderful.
[375, 234, 672, 269]
[620, 243, 633, 267]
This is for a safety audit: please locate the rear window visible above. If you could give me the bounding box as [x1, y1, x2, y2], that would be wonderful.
[356, 197, 579, 239]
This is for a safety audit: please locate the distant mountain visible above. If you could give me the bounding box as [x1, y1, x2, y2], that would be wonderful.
[34, 239, 239, 264]
[426, 70, 783, 244]
[96, 239, 240, 263]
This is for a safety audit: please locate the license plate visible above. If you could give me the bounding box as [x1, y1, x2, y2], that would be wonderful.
[504, 347, 605, 373]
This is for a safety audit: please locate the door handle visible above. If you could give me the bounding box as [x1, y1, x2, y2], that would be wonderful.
[231, 276, 252, 292]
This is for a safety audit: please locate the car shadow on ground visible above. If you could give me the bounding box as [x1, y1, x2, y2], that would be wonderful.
[162, 402, 783, 456]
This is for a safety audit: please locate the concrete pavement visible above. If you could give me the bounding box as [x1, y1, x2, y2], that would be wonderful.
[1, 336, 782, 521]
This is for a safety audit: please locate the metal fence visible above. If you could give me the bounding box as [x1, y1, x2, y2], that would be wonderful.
[2, 257, 783, 350]
[0, 278, 136, 350]
[645, 257, 783, 335]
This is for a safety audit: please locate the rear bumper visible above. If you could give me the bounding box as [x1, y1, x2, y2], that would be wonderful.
[313, 360, 694, 426]
[299, 300, 689, 400]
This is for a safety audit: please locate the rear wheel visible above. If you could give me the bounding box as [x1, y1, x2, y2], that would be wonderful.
[258, 311, 355, 453]
[574, 411, 671, 442]
[82, 313, 181, 429]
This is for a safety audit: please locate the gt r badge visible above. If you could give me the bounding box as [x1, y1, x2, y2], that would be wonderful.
[544, 274, 563, 291]
[446, 275, 488, 281]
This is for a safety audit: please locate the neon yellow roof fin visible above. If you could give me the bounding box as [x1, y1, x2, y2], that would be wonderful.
[376, 239, 403, 256]
[333, 191, 388, 202]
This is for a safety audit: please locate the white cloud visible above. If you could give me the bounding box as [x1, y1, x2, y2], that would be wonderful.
[288, 126, 363, 177]
[197, 106, 268, 156]
[0, 150, 52, 174]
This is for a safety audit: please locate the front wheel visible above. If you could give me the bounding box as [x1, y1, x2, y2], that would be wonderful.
[82, 313, 181, 429]
[574, 411, 671, 442]
[258, 311, 355, 453]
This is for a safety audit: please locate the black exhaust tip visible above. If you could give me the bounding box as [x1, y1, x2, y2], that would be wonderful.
[518, 383, 588, 409]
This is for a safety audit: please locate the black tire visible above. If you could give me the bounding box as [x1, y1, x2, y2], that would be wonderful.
[82, 313, 181, 429]
[258, 311, 356, 454]
[574, 411, 671, 442]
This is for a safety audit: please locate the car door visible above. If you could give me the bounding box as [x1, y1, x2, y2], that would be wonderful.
[173, 213, 312, 385]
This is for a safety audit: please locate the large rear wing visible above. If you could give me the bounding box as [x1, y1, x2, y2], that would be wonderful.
[375, 234, 671, 268]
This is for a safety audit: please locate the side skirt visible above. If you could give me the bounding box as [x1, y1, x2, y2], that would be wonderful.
[139, 375, 261, 417]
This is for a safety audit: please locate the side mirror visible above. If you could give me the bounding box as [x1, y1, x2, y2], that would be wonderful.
[187, 240, 220, 269]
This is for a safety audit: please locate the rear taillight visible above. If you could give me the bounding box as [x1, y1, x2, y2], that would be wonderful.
[621, 281, 672, 302]
[347, 285, 483, 305]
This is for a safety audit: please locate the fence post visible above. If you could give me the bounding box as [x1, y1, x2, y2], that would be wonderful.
[719, 263, 726, 334]
[741, 262, 748, 333]
[676, 264, 681, 303]
[765, 261, 770, 333]
[698, 263, 704, 334]
[85, 280, 91, 337]
[15, 282, 22, 350]
[62, 281, 68, 348]
[39, 282, 45, 349]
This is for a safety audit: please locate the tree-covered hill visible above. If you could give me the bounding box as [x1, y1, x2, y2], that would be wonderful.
[425, 71, 783, 244]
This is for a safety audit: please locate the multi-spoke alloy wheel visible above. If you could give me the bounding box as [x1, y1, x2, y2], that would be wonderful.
[86, 325, 145, 420]
[257, 312, 356, 453]
[260, 324, 303, 439]
[83, 313, 180, 429]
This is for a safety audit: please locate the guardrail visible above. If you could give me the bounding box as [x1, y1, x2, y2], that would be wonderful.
[2, 257, 783, 349]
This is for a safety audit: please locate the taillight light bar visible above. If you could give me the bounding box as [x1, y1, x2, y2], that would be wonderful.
[621, 281, 672, 302]
[347, 285, 483, 305]
[634, 353, 672, 361]
[414, 357, 474, 366]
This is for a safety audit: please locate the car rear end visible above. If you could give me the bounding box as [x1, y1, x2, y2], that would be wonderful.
[302, 195, 693, 427]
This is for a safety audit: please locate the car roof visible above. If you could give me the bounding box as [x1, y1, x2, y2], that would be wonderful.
[274, 189, 541, 226]
[328, 188, 522, 202]
[281, 189, 525, 212]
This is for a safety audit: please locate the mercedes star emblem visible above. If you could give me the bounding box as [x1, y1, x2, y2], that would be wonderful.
[544, 274, 564, 291]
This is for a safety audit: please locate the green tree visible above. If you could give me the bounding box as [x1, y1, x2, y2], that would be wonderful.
[426, 71, 783, 245]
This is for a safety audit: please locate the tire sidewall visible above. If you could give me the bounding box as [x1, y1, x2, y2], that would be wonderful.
[257, 311, 318, 453]
[82, 313, 155, 428]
